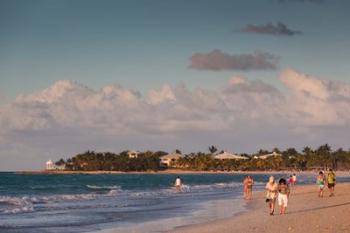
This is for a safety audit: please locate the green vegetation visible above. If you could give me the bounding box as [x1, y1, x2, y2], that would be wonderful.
[62, 151, 166, 172]
[56, 144, 350, 172]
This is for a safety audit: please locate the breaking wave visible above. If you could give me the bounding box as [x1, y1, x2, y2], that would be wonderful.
[0, 196, 34, 214]
[0, 191, 119, 214]
[86, 185, 121, 190]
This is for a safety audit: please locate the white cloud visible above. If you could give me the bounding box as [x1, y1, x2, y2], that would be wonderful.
[280, 68, 350, 126]
[280, 69, 329, 99]
[1, 69, 350, 170]
[146, 85, 176, 105]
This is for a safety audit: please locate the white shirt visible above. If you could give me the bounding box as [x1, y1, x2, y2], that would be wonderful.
[265, 182, 278, 199]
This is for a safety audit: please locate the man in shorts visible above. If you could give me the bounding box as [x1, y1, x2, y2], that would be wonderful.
[277, 178, 290, 214]
[327, 169, 336, 197]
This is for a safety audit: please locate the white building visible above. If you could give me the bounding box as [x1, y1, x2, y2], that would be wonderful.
[127, 150, 139, 159]
[213, 151, 248, 160]
[254, 151, 282, 160]
[45, 160, 66, 170]
[160, 152, 184, 167]
[46, 160, 54, 170]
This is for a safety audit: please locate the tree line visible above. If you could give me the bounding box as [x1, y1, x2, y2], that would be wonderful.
[56, 150, 166, 172]
[55, 144, 350, 172]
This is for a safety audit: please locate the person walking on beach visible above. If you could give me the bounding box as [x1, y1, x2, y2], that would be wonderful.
[265, 176, 278, 215]
[327, 169, 336, 197]
[292, 173, 297, 185]
[175, 176, 182, 192]
[277, 178, 290, 215]
[316, 171, 326, 198]
[243, 175, 254, 200]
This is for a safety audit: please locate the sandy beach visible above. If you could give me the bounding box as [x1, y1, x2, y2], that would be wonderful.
[170, 183, 350, 233]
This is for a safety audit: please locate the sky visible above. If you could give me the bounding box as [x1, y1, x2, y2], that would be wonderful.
[1, 0, 350, 170]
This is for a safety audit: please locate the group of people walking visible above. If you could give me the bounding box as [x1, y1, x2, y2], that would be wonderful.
[316, 169, 336, 197]
[243, 170, 337, 215]
[175, 171, 337, 216]
[264, 176, 290, 215]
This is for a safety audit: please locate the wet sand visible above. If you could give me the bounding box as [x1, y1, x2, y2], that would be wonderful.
[170, 183, 350, 233]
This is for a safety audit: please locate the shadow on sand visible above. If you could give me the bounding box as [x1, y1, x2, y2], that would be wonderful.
[288, 201, 350, 215]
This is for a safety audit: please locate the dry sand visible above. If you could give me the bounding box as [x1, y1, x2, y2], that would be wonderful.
[170, 183, 350, 233]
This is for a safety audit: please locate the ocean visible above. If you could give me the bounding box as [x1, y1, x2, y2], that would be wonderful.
[0, 172, 349, 233]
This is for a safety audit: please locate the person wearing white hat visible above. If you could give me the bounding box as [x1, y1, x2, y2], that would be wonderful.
[265, 176, 278, 215]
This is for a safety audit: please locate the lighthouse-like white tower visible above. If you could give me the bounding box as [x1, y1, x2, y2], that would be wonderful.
[46, 160, 54, 170]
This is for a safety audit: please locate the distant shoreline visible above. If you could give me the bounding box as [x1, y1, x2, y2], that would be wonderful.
[17, 169, 350, 176]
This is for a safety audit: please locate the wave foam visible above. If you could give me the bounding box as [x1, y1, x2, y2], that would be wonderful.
[129, 182, 243, 197]
[0, 196, 34, 214]
[86, 185, 121, 190]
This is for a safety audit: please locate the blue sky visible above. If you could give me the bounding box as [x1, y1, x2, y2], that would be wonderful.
[1, 0, 350, 101]
[1, 0, 350, 170]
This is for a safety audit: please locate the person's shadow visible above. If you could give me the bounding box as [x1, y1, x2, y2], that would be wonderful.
[286, 201, 350, 215]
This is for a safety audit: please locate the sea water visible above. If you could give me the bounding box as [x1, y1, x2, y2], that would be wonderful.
[0, 172, 349, 233]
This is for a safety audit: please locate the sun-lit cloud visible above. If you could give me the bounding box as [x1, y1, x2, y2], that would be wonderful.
[189, 49, 278, 71]
[146, 85, 176, 105]
[280, 68, 350, 126]
[2, 69, 350, 133]
[2, 69, 350, 135]
[1, 69, 350, 170]
[241, 22, 302, 36]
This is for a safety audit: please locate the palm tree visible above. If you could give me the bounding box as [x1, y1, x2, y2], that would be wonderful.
[208, 145, 218, 154]
[316, 144, 332, 169]
[55, 158, 66, 166]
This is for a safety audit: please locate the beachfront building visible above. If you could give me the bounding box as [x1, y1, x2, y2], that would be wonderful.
[160, 152, 184, 167]
[213, 151, 248, 160]
[46, 160, 54, 170]
[127, 150, 139, 159]
[254, 151, 282, 160]
[46, 160, 66, 170]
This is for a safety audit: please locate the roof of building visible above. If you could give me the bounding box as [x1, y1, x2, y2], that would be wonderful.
[160, 152, 184, 160]
[256, 151, 282, 159]
[214, 151, 248, 160]
[127, 150, 139, 154]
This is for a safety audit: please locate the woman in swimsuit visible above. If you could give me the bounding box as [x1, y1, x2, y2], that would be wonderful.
[244, 175, 254, 200]
[316, 171, 326, 197]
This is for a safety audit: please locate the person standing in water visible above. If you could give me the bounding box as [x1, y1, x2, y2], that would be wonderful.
[246, 175, 254, 200]
[243, 176, 248, 199]
[316, 171, 326, 197]
[175, 176, 182, 192]
[243, 175, 254, 200]
[265, 176, 278, 215]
